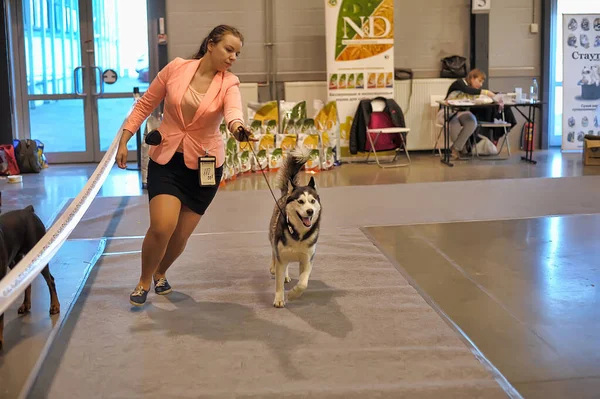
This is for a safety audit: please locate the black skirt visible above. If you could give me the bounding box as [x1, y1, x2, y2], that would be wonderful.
[147, 152, 223, 215]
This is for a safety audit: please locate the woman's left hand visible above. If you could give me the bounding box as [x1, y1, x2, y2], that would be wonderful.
[233, 126, 258, 142]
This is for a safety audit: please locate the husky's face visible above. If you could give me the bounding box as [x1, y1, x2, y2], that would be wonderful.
[286, 177, 321, 229]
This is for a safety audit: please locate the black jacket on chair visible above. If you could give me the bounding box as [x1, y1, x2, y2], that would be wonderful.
[349, 97, 407, 154]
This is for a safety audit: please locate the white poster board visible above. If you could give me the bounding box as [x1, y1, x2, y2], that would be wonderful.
[562, 14, 600, 151]
[324, 0, 394, 159]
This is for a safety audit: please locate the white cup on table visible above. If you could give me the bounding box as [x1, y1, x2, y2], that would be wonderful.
[515, 88, 523, 102]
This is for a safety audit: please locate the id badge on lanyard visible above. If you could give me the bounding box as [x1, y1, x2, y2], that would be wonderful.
[198, 155, 217, 187]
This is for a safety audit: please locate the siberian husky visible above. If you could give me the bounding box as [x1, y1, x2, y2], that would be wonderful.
[268, 147, 322, 308]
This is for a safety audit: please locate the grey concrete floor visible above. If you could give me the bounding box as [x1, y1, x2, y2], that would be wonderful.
[364, 214, 600, 399]
[1, 148, 600, 398]
[1, 149, 598, 222]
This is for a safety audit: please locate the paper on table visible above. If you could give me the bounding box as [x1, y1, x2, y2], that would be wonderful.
[447, 99, 476, 106]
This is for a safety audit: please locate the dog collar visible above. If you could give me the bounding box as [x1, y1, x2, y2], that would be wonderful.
[286, 214, 295, 235]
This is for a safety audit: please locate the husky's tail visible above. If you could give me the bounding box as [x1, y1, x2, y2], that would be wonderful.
[275, 147, 311, 196]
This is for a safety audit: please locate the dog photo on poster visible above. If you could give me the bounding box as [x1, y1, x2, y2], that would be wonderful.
[562, 14, 600, 151]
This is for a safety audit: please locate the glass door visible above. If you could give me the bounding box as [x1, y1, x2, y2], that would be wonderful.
[88, 0, 150, 160]
[14, 0, 149, 163]
[18, 0, 91, 163]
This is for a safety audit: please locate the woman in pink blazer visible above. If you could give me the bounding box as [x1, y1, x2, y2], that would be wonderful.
[116, 25, 252, 306]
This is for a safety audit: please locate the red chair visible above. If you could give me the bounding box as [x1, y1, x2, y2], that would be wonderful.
[365, 99, 411, 168]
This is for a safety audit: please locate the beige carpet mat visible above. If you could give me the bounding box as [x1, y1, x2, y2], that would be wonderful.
[29, 230, 512, 398]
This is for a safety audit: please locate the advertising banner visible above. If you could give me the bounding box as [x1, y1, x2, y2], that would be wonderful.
[562, 14, 600, 150]
[324, 0, 395, 159]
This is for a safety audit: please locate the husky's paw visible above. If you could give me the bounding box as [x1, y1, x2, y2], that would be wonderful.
[284, 275, 292, 284]
[288, 286, 306, 301]
[273, 293, 286, 308]
[18, 303, 31, 314]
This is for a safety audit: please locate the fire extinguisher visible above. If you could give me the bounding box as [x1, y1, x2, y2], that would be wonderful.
[521, 122, 535, 151]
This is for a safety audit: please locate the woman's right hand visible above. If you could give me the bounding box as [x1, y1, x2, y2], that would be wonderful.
[115, 143, 128, 169]
[486, 90, 496, 98]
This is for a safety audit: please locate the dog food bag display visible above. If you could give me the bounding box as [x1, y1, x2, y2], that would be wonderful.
[300, 118, 318, 135]
[246, 103, 278, 170]
[278, 132, 298, 154]
[321, 131, 336, 170]
[247, 101, 279, 125]
[256, 119, 280, 171]
[220, 122, 228, 140]
[301, 119, 322, 172]
[270, 133, 296, 171]
[283, 119, 304, 135]
[252, 131, 275, 172]
[218, 123, 230, 183]
[297, 132, 321, 172]
[238, 141, 252, 174]
[219, 121, 235, 181]
[225, 130, 240, 180]
[268, 147, 284, 172]
[221, 158, 232, 184]
[282, 119, 296, 135]
[280, 101, 307, 135]
[264, 119, 278, 136]
[249, 119, 263, 135]
[232, 152, 241, 177]
[314, 101, 340, 169]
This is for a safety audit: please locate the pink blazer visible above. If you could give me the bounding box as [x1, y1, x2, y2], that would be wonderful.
[122, 57, 244, 169]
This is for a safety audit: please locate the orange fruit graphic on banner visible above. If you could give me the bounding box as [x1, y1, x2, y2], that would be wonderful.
[335, 0, 394, 61]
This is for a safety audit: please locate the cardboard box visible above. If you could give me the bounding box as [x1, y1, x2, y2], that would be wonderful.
[583, 138, 600, 166]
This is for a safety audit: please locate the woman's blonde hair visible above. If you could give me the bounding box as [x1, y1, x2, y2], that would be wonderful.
[467, 68, 486, 83]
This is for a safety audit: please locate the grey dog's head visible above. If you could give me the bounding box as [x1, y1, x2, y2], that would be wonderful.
[285, 176, 321, 229]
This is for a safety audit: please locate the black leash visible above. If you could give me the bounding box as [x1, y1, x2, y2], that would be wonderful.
[236, 126, 285, 217]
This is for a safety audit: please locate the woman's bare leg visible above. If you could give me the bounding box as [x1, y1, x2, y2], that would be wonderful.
[153, 205, 202, 279]
[136, 194, 182, 290]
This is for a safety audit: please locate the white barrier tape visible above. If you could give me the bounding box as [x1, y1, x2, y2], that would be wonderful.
[0, 103, 137, 315]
